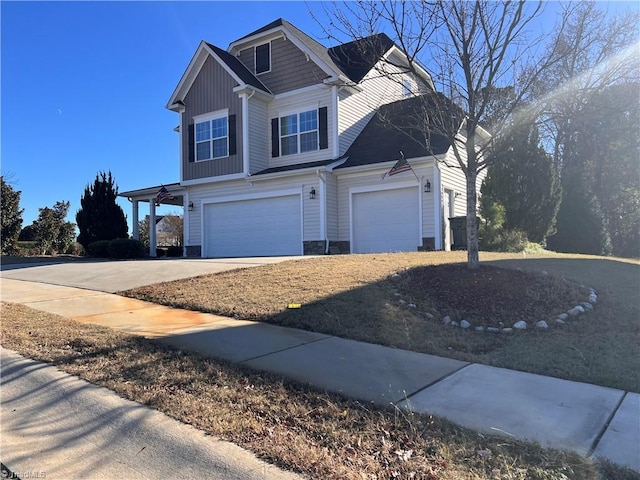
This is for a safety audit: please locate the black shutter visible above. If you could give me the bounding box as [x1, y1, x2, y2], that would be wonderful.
[271, 118, 279, 157]
[188, 123, 195, 162]
[228, 114, 237, 156]
[319, 107, 328, 150]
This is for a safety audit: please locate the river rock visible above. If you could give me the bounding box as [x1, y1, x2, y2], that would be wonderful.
[442, 316, 452, 326]
[513, 320, 527, 330]
[460, 320, 471, 329]
[535, 320, 549, 329]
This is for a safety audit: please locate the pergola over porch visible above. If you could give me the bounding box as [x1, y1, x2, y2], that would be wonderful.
[119, 182, 186, 257]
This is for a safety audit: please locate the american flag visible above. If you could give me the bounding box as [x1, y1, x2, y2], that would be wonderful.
[155, 186, 173, 206]
[381, 151, 414, 180]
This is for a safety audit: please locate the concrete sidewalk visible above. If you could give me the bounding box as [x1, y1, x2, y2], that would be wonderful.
[1, 277, 639, 473]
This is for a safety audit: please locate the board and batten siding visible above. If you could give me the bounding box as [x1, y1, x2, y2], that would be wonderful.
[267, 86, 334, 169]
[185, 174, 321, 247]
[238, 37, 328, 95]
[338, 59, 428, 155]
[335, 162, 434, 244]
[182, 56, 243, 181]
[248, 97, 269, 174]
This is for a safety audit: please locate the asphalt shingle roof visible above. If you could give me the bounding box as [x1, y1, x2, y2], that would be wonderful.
[328, 34, 395, 83]
[205, 42, 272, 94]
[339, 95, 462, 169]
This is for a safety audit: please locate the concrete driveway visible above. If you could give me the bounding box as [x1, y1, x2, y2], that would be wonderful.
[0, 256, 304, 292]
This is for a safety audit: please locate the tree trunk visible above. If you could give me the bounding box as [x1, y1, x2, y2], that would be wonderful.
[466, 168, 480, 269]
[466, 134, 480, 270]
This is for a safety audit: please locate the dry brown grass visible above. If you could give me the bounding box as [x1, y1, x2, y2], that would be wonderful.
[123, 252, 640, 392]
[4, 302, 635, 480]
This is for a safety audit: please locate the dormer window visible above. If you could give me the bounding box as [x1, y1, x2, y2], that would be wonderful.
[255, 42, 271, 75]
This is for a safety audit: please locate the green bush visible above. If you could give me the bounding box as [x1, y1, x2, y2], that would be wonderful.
[87, 240, 111, 258]
[107, 238, 144, 259]
[495, 229, 529, 252]
[167, 246, 183, 257]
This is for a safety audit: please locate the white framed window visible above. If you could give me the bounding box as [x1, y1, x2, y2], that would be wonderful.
[402, 79, 412, 97]
[279, 109, 318, 156]
[255, 42, 271, 75]
[195, 111, 228, 161]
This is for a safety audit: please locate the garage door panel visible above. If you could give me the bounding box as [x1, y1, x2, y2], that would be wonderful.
[204, 195, 302, 257]
[353, 187, 419, 254]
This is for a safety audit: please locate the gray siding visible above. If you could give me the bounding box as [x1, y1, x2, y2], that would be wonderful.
[238, 37, 328, 95]
[182, 56, 243, 181]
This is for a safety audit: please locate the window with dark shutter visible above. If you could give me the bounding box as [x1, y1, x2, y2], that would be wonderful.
[319, 107, 328, 150]
[255, 43, 270, 75]
[228, 114, 237, 156]
[188, 124, 195, 163]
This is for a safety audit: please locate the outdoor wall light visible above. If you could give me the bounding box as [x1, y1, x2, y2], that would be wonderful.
[188, 202, 194, 211]
[424, 180, 431, 193]
[309, 187, 316, 200]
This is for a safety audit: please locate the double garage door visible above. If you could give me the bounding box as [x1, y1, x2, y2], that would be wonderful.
[352, 186, 420, 253]
[203, 194, 302, 257]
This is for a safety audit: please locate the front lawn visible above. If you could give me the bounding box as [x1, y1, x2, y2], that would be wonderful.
[3, 303, 634, 480]
[122, 252, 640, 393]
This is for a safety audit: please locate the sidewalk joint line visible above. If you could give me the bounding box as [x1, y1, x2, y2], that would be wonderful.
[239, 336, 332, 364]
[397, 362, 473, 404]
[586, 390, 627, 458]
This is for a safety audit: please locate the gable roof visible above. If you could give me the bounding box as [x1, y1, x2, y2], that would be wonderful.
[167, 41, 272, 110]
[204, 43, 271, 93]
[328, 34, 395, 83]
[338, 95, 462, 169]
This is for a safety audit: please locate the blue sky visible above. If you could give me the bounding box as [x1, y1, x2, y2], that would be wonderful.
[2, 1, 637, 233]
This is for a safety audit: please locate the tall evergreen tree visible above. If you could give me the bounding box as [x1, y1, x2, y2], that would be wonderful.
[482, 122, 561, 243]
[547, 177, 612, 256]
[1, 176, 24, 254]
[76, 171, 128, 248]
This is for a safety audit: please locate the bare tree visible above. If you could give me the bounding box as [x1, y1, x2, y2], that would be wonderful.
[318, 1, 566, 268]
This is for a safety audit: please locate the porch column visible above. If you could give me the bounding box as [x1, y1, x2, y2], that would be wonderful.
[132, 200, 140, 240]
[149, 199, 157, 257]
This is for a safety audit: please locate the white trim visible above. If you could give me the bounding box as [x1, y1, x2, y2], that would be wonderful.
[184, 190, 190, 252]
[166, 42, 209, 110]
[336, 155, 440, 179]
[433, 163, 442, 250]
[193, 109, 230, 162]
[200, 189, 304, 258]
[348, 181, 421, 253]
[230, 25, 338, 79]
[201, 188, 302, 206]
[331, 85, 339, 159]
[241, 93, 249, 175]
[229, 30, 285, 51]
[180, 173, 246, 187]
[179, 111, 184, 182]
[318, 173, 326, 242]
[418, 177, 424, 240]
[273, 84, 327, 100]
[277, 107, 320, 157]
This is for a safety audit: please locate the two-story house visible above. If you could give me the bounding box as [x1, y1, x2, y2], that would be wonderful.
[120, 19, 486, 257]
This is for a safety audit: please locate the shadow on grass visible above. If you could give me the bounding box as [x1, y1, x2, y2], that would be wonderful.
[224, 257, 639, 393]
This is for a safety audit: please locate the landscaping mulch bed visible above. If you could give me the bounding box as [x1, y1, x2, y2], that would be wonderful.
[401, 263, 586, 325]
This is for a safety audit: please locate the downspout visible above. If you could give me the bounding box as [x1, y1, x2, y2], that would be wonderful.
[433, 161, 442, 250]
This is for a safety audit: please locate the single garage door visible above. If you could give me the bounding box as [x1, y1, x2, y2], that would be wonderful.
[204, 194, 302, 257]
[352, 187, 420, 253]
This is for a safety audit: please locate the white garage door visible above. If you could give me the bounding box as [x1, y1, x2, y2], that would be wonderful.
[204, 194, 302, 257]
[352, 187, 420, 253]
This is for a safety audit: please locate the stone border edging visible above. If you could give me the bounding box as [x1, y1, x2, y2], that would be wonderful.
[390, 271, 599, 333]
